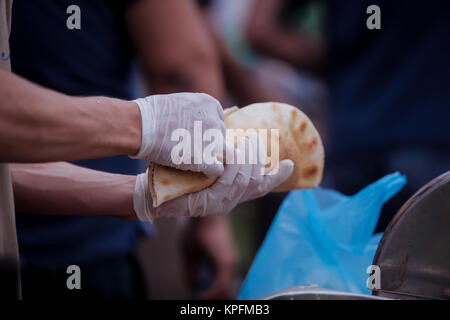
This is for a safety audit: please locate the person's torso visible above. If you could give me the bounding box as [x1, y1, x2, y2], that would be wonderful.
[9, 0, 149, 268]
[324, 0, 450, 159]
[10, 0, 136, 98]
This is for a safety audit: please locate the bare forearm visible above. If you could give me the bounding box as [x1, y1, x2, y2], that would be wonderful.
[0, 70, 141, 162]
[219, 44, 286, 106]
[126, 0, 225, 101]
[246, 0, 324, 73]
[148, 56, 224, 101]
[11, 162, 137, 219]
[251, 30, 324, 73]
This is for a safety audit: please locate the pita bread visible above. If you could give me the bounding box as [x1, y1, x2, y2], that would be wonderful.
[149, 102, 324, 207]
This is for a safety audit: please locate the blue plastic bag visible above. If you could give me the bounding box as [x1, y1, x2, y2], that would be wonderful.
[238, 172, 407, 299]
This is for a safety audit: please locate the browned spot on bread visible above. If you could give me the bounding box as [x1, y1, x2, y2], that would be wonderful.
[290, 109, 297, 119]
[160, 178, 171, 186]
[271, 102, 279, 112]
[309, 137, 318, 149]
[163, 195, 172, 202]
[300, 121, 307, 133]
[301, 165, 318, 179]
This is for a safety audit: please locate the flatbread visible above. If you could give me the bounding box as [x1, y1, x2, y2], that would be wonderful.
[149, 102, 324, 207]
[148, 163, 216, 207]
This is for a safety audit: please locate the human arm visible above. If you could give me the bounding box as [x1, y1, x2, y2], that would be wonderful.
[182, 215, 237, 299]
[0, 71, 225, 176]
[128, 0, 285, 108]
[208, 27, 292, 107]
[125, 0, 224, 100]
[0, 70, 141, 163]
[9, 138, 291, 219]
[10, 162, 136, 219]
[246, 0, 324, 73]
[11, 140, 295, 221]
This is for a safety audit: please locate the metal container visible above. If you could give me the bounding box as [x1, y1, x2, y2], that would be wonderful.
[263, 286, 389, 300]
[372, 171, 450, 299]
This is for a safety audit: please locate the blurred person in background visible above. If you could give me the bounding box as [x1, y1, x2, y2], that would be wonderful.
[197, 0, 328, 254]
[10, 0, 235, 299]
[197, 0, 287, 107]
[197, 0, 327, 114]
[246, 0, 450, 232]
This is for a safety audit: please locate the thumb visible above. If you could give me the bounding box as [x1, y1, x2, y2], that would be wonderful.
[201, 162, 225, 178]
[263, 159, 295, 191]
[201, 141, 234, 177]
[247, 159, 295, 202]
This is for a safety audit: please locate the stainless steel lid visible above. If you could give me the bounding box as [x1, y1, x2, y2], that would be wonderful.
[263, 286, 389, 300]
[372, 171, 450, 299]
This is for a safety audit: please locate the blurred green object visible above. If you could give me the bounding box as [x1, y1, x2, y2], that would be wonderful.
[286, 0, 324, 35]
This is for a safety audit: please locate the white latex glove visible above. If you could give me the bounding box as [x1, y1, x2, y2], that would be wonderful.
[131, 92, 226, 177]
[133, 136, 295, 222]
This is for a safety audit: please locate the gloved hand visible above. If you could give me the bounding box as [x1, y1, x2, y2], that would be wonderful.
[133, 136, 295, 222]
[131, 92, 226, 177]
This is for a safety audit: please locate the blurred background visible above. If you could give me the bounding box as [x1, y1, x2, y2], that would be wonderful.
[9, 0, 450, 299]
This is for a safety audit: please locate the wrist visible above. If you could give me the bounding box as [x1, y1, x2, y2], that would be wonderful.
[124, 175, 139, 220]
[108, 98, 142, 155]
[133, 170, 155, 222]
[124, 100, 142, 155]
[128, 97, 155, 160]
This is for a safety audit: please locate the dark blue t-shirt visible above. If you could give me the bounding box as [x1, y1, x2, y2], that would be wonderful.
[325, 0, 450, 161]
[10, 0, 149, 268]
